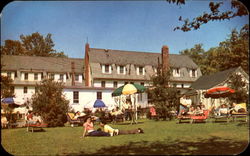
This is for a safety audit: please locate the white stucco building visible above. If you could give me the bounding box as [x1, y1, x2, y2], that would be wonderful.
[1, 43, 202, 113]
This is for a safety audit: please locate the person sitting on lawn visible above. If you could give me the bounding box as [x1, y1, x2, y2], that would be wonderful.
[110, 107, 123, 123]
[178, 95, 191, 116]
[218, 104, 229, 116]
[229, 102, 246, 114]
[100, 121, 144, 136]
[81, 117, 110, 138]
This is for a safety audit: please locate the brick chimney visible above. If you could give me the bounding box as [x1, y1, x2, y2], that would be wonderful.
[161, 45, 169, 72]
[84, 43, 91, 87]
[71, 62, 75, 86]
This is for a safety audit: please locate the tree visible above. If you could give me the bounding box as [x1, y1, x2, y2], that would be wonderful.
[31, 79, 69, 127]
[216, 24, 249, 74]
[228, 73, 248, 104]
[1, 40, 25, 55]
[0, 75, 15, 98]
[1, 32, 67, 57]
[179, 24, 249, 75]
[147, 68, 179, 120]
[166, 0, 248, 32]
[179, 44, 208, 74]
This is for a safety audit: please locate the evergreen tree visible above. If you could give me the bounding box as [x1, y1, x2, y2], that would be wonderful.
[31, 79, 69, 127]
[147, 67, 179, 120]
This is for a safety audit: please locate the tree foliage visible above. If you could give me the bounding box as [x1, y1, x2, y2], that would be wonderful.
[31, 79, 69, 127]
[1, 32, 67, 57]
[147, 69, 179, 120]
[227, 73, 248, 104]
[0, 75, 15, 98]
[166, 0, 248, 32]
[180, 24, 249, 75]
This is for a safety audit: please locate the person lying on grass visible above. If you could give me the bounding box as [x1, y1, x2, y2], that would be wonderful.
[81, 117, 110, 138]
[100, 121, 144, 136]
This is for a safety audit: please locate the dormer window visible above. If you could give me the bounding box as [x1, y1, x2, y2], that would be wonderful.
[102, 64, 111, 74]
[117, 65, 126, 74]
[189, 69, 197, 77]
[173, 68, 181, 77]
[137, 66, 145, 75]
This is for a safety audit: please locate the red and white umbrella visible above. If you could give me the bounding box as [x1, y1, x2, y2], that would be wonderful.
[204, 86, 235, 99]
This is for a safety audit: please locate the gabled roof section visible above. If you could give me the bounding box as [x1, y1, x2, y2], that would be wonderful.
[1, 55, 84, 73]
[190, 67, 248, 90]
[89, 48, 198, 69]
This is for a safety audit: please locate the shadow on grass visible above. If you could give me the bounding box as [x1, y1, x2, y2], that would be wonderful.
[115, 122, 144, 125]
[64, 136, 248, 155]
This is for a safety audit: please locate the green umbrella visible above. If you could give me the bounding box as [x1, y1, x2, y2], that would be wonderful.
[112, 84, 146, 96]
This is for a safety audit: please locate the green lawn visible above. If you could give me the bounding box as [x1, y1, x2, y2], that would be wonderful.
[1, 119, 249, 155]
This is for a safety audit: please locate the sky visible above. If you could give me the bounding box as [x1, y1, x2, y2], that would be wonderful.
[1, 1, 249, 58]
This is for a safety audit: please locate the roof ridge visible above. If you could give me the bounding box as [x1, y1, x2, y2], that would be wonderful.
[1, 54, 84, 60]
[90, 47, 179, 55]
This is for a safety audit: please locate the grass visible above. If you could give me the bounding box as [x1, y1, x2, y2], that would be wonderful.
[1, 119, 249, 155]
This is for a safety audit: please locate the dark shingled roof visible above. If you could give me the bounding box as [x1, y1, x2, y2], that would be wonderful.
[1, 55, 84, 73]
[190, 67, 247, 90]
[89, 48, 198, 69]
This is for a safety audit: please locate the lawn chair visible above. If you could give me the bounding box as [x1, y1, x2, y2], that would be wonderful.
[177, 110, 193, 123]
[190, 110, 210, 123]
[26, 122, 47, 132]
[66, 112, 88, 127]
[230, 103, 248, 122]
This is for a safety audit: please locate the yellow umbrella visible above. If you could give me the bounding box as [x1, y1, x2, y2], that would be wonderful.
[122, 84, 138, 95]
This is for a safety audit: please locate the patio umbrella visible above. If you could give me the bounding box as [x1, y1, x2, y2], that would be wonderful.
[112, 84, 146, 97]
[204, 86, 235, 98]
[1, 97, 24, 108]
[93, 99, 106, 108]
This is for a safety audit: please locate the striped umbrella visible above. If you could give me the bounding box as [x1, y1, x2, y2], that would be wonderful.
[204, 86, 235, 98]
[112, 84, 146, 97]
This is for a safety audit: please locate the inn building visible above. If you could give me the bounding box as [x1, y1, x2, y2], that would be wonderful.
[1, 43, 202, 111]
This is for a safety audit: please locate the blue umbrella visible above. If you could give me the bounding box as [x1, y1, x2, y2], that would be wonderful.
[1, 97, 15, 104]
[93, 99, 106, 108]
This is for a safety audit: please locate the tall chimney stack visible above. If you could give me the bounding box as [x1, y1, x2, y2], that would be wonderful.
[161, 45, 169, 72]
[84, 43, 91, 87]
[71, 62, 75, 86]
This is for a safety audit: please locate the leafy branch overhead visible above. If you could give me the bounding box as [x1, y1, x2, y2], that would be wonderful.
[166, 0, 248, 32]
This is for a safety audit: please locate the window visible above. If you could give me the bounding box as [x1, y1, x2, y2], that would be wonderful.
[105, 65, 109, 73]
[75, 74, 79, 81]
[7, 72, 11, 78]
[192, 69, 196, 77]
[138, 93, 143, 102]
[176, 68, 180, 74]
[73, 91, 79, 103]
[97, 92, 102, 99]
[130, 82, 134, 84]
[24, 86, 28, 93]
[34, 73, 38, 80]
[15, 71, 17, 78]
[101, 81, 106, 88]
[124, 82, 128, 85]
[181, 84, 184, 88]
[120, 66, 125, 74]
[139, 67, 143, 75]
[140, 82, 144, 86]
[60, 74, 64, 81]
[113, 81, 118, 88]
[49, 74, 55, 80]
[24, 73, 28, 80]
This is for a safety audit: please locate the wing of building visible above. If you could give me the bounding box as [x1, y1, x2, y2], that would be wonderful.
[188, 66, 249, 109]
[1, 43, 201, 112]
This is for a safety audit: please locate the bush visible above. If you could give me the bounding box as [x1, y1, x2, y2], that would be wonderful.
[32, 79, 69, 127]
